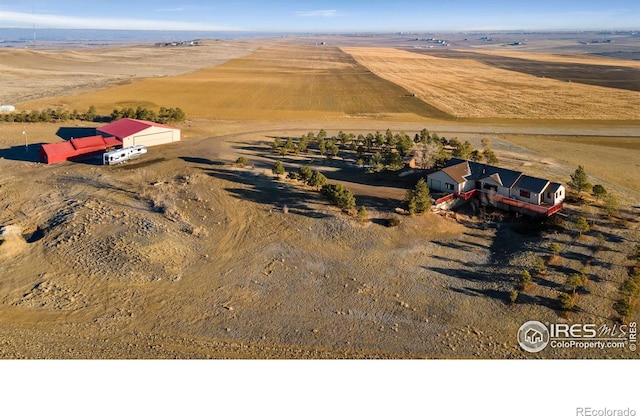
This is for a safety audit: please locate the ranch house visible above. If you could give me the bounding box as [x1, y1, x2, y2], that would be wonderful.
[427, 158, 565, 216]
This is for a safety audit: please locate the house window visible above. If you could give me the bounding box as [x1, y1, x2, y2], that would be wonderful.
[520, 190, 531, 198]
[483, 183, 497, 192]
[445, 183, 455, 191]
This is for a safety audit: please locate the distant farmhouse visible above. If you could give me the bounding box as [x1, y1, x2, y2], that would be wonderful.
[427, 158, 564, 216]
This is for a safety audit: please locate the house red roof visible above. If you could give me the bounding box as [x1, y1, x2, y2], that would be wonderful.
[98, 118, 177, 139]
[40, 135, 122, 164]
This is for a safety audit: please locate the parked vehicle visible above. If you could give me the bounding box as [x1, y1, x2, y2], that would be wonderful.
[103, 145, 147, 165]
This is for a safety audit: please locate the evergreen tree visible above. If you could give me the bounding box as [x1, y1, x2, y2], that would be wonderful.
[308, 171, 328, 188]
[405, 178, 431, 215]
[272, 137, 282, 152]
[603, 193, 619, 217]
[483, 149, 499, 164]
[559, 293, 575, 310]
[592, 184, 607, 201]
[566, 273, 586, 294]
[299, 165, 313, 183]
[549, 242, 562, 257]
[520, 270, 532, 290]
[575, 216, 590, 235]
[272, 161, 285, 176]
[568, 165, 592, 194]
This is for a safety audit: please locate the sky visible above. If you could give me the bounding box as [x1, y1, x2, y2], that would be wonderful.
[0, 1, 639, 32]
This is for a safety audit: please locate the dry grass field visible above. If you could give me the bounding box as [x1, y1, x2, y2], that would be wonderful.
[465, 48, 640, 69]
[1, 37, 639, 359]
[408, 48, 640, 92]
[500, 134, 640, 194]
[0, 40, 258, 104]
[25, 44, 449, 121]
[343, 47, 640, 119]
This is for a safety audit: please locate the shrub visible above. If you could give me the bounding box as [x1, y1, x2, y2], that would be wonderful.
[519, 270, 532, 290]
[592, 184, 607, 201]
[566, 273, 586, 294]
[321, 183, 356, 211]
[272, 161, 285, 176]
[603, 193, 619, 217]
[235, 156, 248, 167]
[549, 242, 562, 256]
[509, 290, 519, 304]
[385, 217, 401, 227]
[575, 216, 589, 235]
[627, 244, 640, 261]
[619, 278, 640, 298]
[272, 137, 282, 151]
[559, 292, 575, 311]
[629, 244, 640, 262]
[613, 298, 634, 319]
[356, 205, 369, 223]
[533, 257, 547, 276]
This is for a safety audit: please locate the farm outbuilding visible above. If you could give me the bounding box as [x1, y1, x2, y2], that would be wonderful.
[40, 135, 122, 164]
[98, 118, 180, 148]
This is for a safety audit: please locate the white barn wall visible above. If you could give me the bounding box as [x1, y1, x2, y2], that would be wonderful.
[122, 126, 180, 147]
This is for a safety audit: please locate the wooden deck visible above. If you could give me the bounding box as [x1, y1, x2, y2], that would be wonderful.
[435, 189, 563, 217]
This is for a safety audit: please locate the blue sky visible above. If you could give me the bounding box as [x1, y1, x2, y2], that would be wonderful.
[0, 1, 638, 32]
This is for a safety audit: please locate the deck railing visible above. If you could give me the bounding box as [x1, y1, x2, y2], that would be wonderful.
[435, 189, 563, 216]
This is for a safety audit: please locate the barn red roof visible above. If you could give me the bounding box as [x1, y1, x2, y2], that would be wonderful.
[40, 135, 122, 164]
[70, 135, 109, 151]
[98, 118, 177, 139]
[40, 141, 80, 164]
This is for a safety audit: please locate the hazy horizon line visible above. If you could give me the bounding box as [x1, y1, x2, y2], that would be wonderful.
[1, 27, 637, 34]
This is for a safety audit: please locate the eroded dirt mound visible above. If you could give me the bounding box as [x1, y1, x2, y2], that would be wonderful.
[37, 180, 202, 283]
[0, 225, 27, 259]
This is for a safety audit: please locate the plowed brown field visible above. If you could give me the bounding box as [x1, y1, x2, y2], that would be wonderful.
[27, 45, 449, 121]
[343, 47, 640, 120]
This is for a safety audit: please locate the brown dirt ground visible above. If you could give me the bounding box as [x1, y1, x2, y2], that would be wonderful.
[1, 38, 639, 359]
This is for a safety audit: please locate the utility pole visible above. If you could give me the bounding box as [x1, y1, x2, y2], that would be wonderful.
[32, 7, 36, 48]
[23, 128, 28, 149]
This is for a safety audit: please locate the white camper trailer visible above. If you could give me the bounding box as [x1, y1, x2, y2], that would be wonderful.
[103, 145, 147, 165]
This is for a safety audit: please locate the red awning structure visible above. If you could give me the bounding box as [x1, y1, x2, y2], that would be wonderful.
[40, 135, 122, 164]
